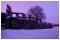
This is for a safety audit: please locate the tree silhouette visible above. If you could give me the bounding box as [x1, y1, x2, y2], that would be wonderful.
[27, 5, 46, 20]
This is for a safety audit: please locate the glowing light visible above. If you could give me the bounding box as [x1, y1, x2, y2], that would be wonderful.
[2, 23, 5, 26]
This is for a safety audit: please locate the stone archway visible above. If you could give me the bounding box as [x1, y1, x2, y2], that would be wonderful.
[11, 13, 25, 29]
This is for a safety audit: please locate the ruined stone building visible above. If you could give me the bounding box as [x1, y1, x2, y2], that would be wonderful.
[1, 4, 52, 29]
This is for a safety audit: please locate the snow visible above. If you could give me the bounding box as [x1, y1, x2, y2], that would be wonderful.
[1, 27, 59, 39]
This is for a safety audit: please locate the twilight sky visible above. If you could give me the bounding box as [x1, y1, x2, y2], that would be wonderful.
[1, 1, 59, 24]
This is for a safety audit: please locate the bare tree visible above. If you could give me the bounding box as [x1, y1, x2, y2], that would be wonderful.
[27, 5, 46, 20]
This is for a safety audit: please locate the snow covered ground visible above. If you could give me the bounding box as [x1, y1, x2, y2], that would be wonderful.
[1, 27, 59, 39]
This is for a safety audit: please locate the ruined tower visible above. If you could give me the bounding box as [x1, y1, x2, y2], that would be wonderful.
[6, 4, 12, 17]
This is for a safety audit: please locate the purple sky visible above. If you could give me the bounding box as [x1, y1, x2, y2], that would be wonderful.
[1, 1, 59, 24]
